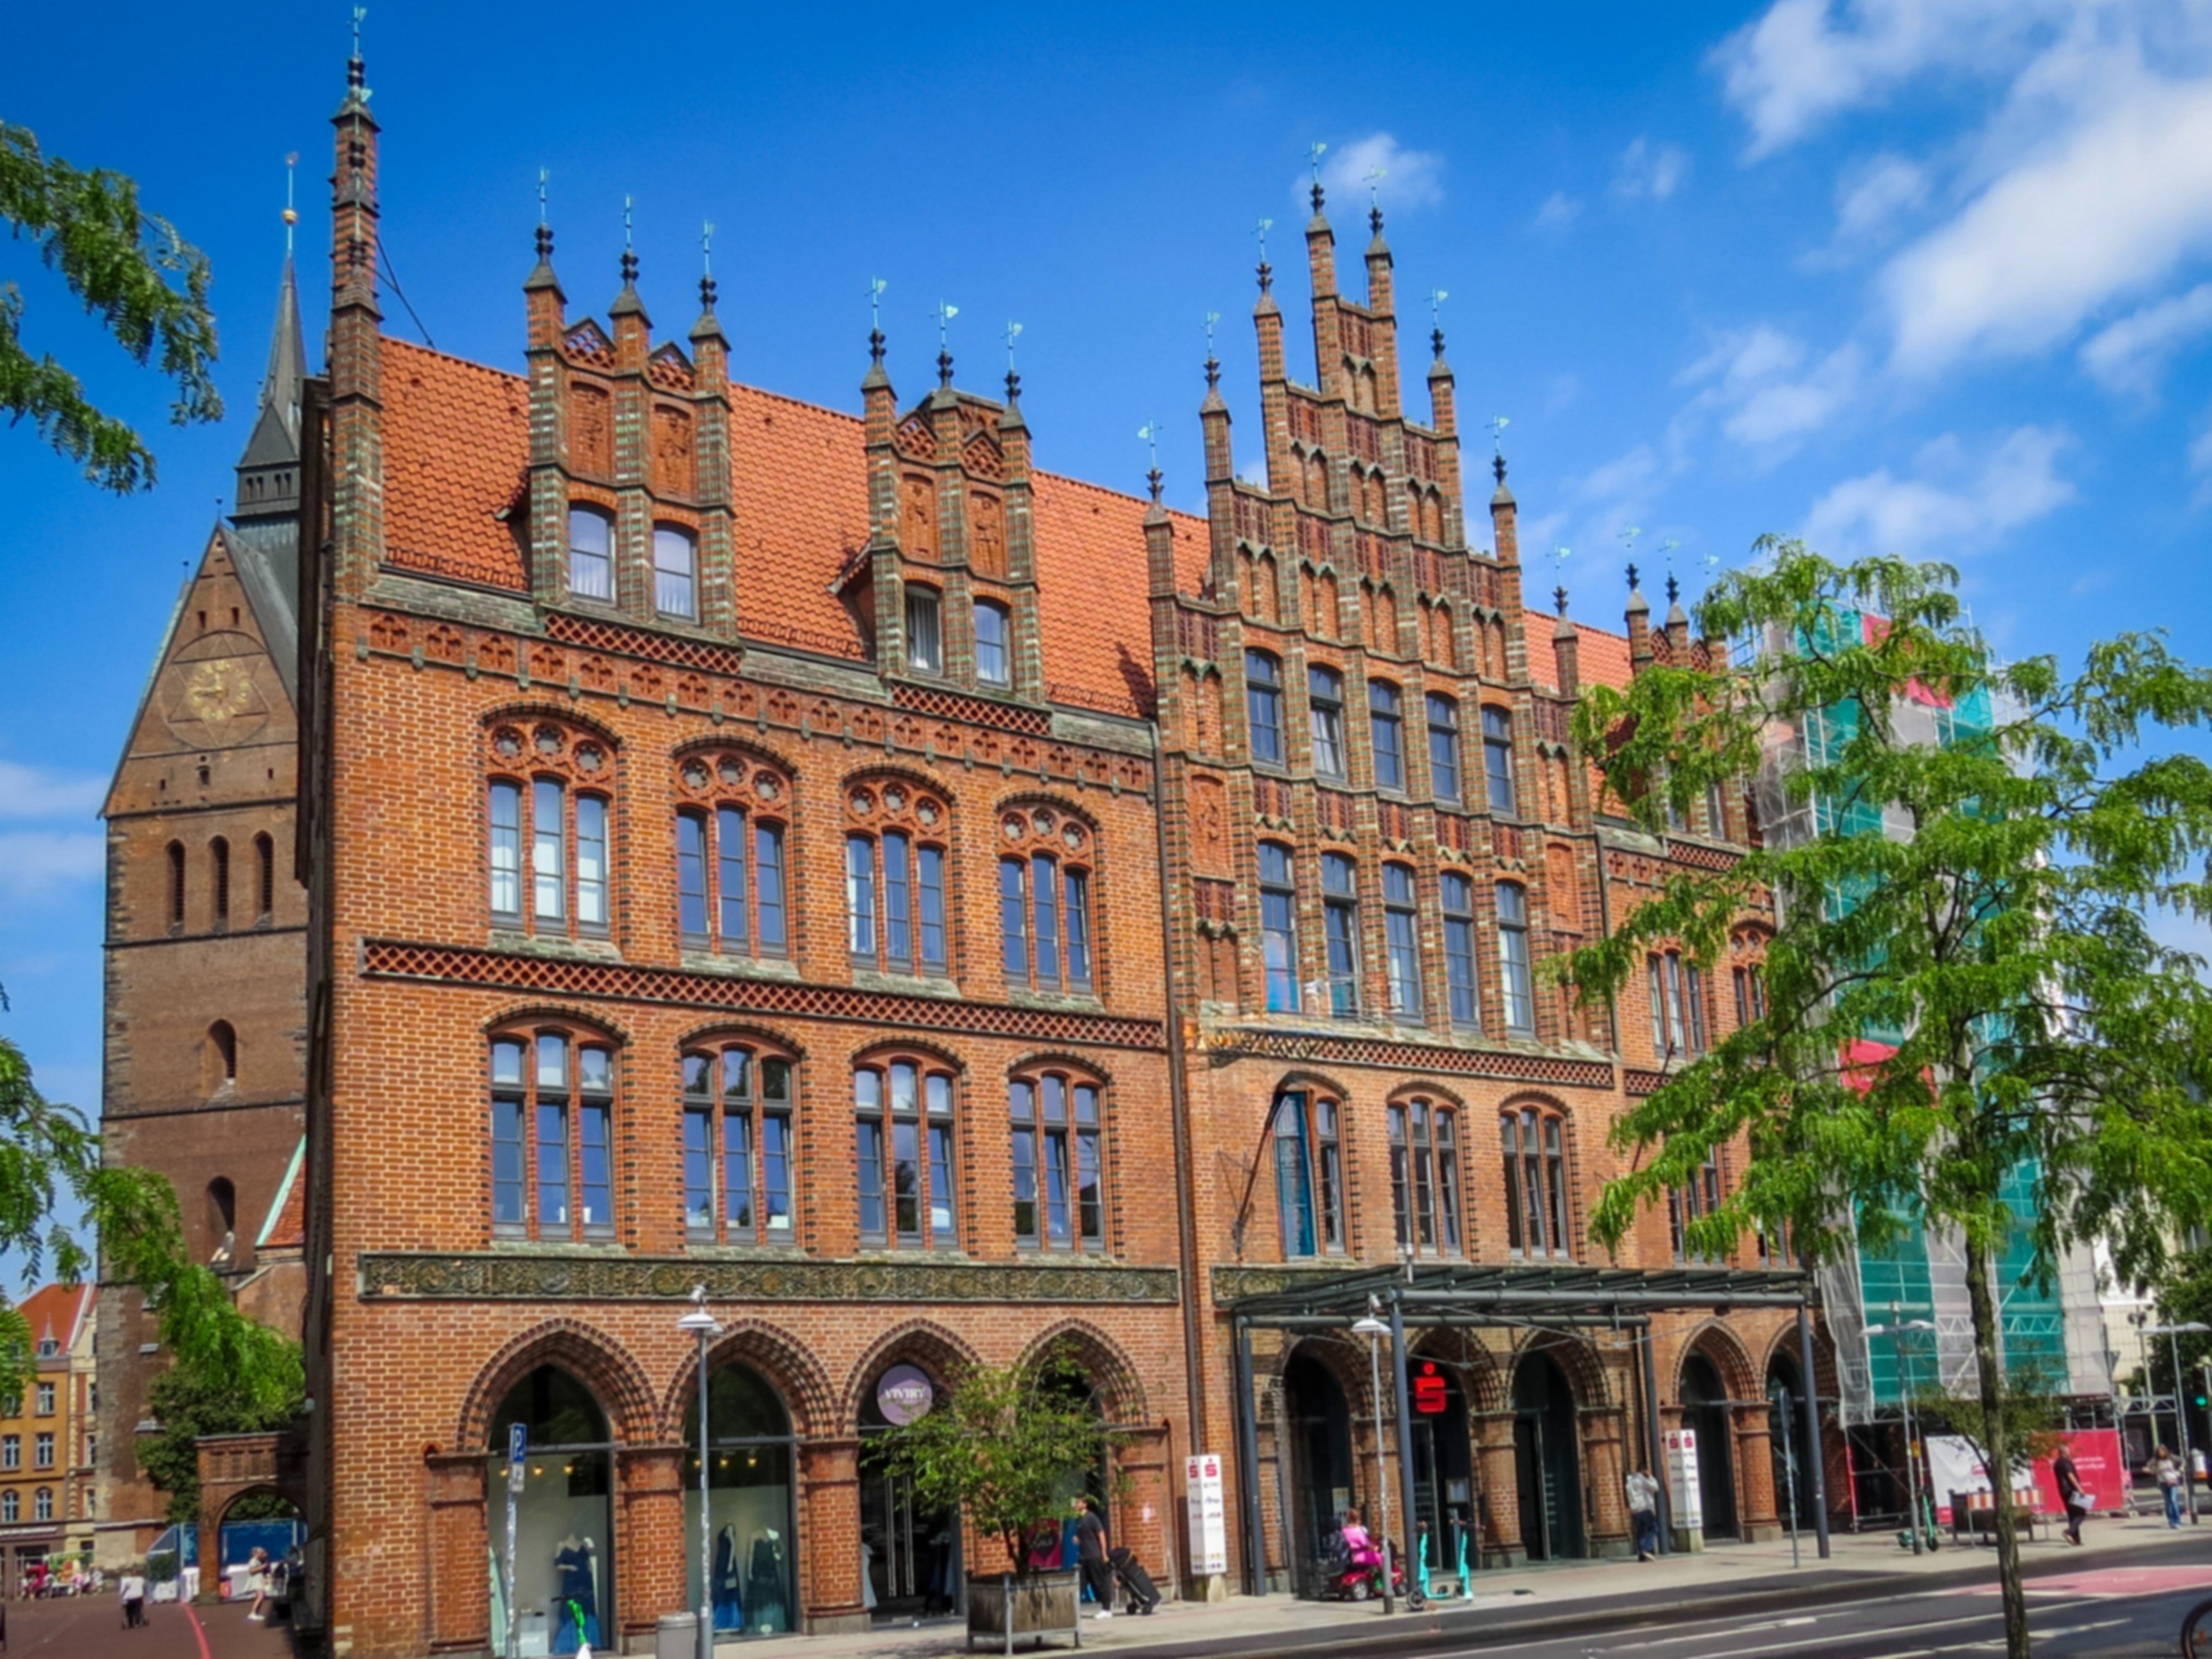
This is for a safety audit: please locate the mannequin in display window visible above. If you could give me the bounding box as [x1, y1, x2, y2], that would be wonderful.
[711, 1523, 744, 1632]
[746, 1530, 787, 1634]
[551, 1535, 600, 1653]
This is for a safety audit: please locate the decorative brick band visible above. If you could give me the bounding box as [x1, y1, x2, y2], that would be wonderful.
[359, 940, 1168, 1050]
[1623, 1067, 1668, 1097]
[358, 1251, 1179, 1306]
[891, 680, 1053, 736]
[1208, 1265, 1365, 1304]
[546, 611, 746, 679]
[1208, 1026, 1614, 1090]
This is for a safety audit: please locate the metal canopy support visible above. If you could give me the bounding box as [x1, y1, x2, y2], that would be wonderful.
[1389, 1292, 1419, 1586]
[1797, 1300, 1831, 1559]
[1639, 1322, 1672, 1555]
[1224, 1262, 1815, 1326]
[1233, 1316, 1267, 1596]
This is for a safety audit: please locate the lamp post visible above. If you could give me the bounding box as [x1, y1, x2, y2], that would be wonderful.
[678, 1288, 724, 1659]
[1864, 1317, 1935, 1553]
[2144, 1321, 2210, 1525]
[1350, 1312, 1395, 1615]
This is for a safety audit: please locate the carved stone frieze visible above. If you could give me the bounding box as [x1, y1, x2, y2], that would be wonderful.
[358, 1252, 1179, 1307]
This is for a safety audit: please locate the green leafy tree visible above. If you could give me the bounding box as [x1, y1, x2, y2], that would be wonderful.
[141, 1354, 305, 1525]
[1911, 1358, 2071, 1518]
[1562, 543, 2212, 1659]
[2143, 1246, 2212, 1404]
[867, 1348, 1116, 1575]
[1, 120, 221, 491]
[0, 1022, 300, 1413]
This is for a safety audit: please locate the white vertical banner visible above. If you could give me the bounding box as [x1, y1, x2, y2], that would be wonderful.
[1185, 1453, 1228, 1576]
[1664, 1428, 1704, 1531]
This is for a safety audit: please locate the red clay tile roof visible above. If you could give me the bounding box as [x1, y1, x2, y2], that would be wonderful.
[1523, 617, 1632, 695]
[379, 340, 1209, 715]
[260, 1140, 306, 1252]
[15, 1283, 93, 1352]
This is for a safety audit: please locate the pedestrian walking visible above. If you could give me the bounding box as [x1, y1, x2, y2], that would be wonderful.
[2053, 1446, 2089, 1545]
[2150, 1445, 2185, 1528]
[118, 1567, 147, 1629]
[1071, 1496, 1114, 1620]
[246, 1548, 272, 1622]
[1626, 1467, 1662, 1561]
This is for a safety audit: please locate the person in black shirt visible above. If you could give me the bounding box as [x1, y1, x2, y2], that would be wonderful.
[1071, 1497, 1114, 1620]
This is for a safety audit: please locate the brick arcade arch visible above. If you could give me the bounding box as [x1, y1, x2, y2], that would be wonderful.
[1014, 1319, 1149, 1426]
[661, 1320, 839, 1442]
[455, 1319, 659, 1449]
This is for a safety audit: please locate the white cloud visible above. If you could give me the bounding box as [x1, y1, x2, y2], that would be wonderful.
[1299, 134, 1445, 216]
[1711, 0, 2079, 158]
[0, 832, 103, 899]
[1883, 67, 2212, 373]
[1802, 424, 2076, 556]
[1678, 325, 1867, 456]
[2079, 280, 2212, 396]
[1533, 191, 1582, 231]
[1612, 136, 1691, 202]
[1835, 152, 1929, 242]
[0, 760, 104, 821]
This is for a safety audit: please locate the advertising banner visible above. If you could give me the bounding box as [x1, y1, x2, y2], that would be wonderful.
[2031, 1429, 2128, 1515]
[1664, 1428, 1703, 1531]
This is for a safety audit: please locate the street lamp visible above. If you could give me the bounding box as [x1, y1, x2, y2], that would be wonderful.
[678, 1288, 724, 1659]
[1864, 1318, 1936, 1554]
[2143, 1321, 2210, 1525]
[1350, 1311, 1396, 1615]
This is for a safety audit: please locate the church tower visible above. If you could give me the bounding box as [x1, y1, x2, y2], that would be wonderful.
[91, 248, 312, 1565]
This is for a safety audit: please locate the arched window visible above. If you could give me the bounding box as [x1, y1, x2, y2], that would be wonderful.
[1670, 1146, 1724, 1264]
[1732, 952, 1769, 1030]
[1647, 948, 1706, 1059]
[1273, 1087, 1344, 1259]
[206, 1021, 238, 1092]
[1497, 883, 1535, 1037]
[1441, 873, 1479, 1029]
[998, 805, 1094, 995]
[1426, 694, 1461, 802]
[1322, 853, 1359, 1017]
[1502, 1104, 1570, 1259]
[1246, 652, 1284, 765]
[681, 1041, 794, 1244]
[904, 585, 943, 674]
[1705, 778, 1729, 840]
[1370, 681, 1404, 791]
[675, 753, 790, 958]
[1258, 843, 1299, 1013]
[845, 780, 949, 978]
[1308, 666, 1346, 780]
[1483, 706, 1518, 816]
[206, 1177, 237, 1247]
[209, 838, 231, 931]
[1382, 864, 1421, 1018]
[490, 1030, 616, 1241]
[166, 841, 186, 932]
[253, 832, 275, 924]
[854, 1054, 956, 1248]
[1391, 1097, 1463, 1257]
[653, 525, 698, 620]
[567, 505, 614, 602]
[32, 1488, 50, 1522]
[975, 599, 1011, 686]
[1010, 1067, 1105, 1253]
[485, 721, 612, 938]
[1, 1491, 15, 1523]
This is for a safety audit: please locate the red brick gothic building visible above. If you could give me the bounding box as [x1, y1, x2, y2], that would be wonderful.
[275, 47, 1832, 1656]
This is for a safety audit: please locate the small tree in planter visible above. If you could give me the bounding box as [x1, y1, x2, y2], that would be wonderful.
[868, 1347, 1114, 1577]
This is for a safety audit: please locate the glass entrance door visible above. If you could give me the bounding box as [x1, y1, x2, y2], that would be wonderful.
[859, 1464, 958, 1618]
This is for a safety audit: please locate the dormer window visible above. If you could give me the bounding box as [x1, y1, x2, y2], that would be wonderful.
[568, 508, 614, 603]
[654, 526, 697, 620]
[905, 587, 943, 674]
[975, 600, 1010, 686]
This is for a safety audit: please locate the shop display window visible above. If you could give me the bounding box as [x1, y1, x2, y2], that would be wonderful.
[682, 1364, 798, 1638]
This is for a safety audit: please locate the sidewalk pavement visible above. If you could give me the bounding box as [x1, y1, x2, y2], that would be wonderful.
[720, 1509, 2212, 1659]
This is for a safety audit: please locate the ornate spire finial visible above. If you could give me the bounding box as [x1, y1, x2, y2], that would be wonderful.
[1627, 562, 1641, 591]
[1254, 216, 1275, 296]
[1139, 418, 1163, 499]
[1428, 289, 1449, 359]
[935, 300, 958, 388]
[1492, 452, 1506, 487]
[531, 168, 553, 261]
[283, 152, 299, 254]
[1366, 165, 1386, 235]
[348, 6, 367, 92]
[1488, 413, 1510, 456]
[1002, 320, 1023, 403]
[699, 221, 717, 313]
[619, 195, 638, 287]
[1204, 311, 1222, 389]
[1308, 141, 1328, 216]
[1555, 584, 1569, 616]
[1666, 573, 1680, 604]
[866, 277, 887, 364]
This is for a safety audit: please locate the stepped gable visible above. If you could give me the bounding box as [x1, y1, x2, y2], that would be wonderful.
[375, 335, 1211, 713]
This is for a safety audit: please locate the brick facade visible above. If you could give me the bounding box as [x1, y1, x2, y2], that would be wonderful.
[271, 51, 1830, 1658]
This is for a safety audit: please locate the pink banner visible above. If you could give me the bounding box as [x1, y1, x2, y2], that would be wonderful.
[2031, 1429, 2128, 1514]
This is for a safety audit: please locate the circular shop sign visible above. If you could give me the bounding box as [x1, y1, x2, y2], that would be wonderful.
[876, 1363, 935, 1426]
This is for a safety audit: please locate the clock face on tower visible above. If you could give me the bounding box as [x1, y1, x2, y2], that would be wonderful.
[162, 642, 271, 745]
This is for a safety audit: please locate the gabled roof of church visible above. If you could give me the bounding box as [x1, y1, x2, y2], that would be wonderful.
[238, 255, 306, 471]
[375, 337, 1632, 713]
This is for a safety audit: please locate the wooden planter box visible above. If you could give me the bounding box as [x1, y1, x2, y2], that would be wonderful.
[965, 1569, 1082, 1653]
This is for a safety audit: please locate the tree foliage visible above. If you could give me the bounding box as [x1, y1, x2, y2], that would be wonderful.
[1912, 1360, 2071, 1480]
[0, 120, 221, 492]
[2144, 1246, 2212, 1398]
[1562, 542, 2212, 1658]
[141, 1354, 305, 1525]
[0, 1028, 301, 1415]
[866, 1348, 1116, 1576]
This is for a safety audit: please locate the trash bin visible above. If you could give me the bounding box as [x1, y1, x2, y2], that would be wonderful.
[656, 1612, 697, 1659]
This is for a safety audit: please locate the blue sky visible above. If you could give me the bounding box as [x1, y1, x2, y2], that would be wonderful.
[5, 0, 2212, 1128]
